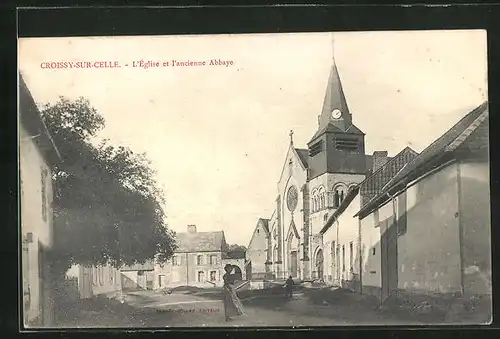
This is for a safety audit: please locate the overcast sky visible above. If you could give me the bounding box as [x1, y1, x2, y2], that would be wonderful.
[19, 30, 487, 246]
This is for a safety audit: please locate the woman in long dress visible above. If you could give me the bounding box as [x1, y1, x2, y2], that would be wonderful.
[222, 264, 245, 322]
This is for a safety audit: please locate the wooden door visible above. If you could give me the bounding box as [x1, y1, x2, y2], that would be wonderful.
[380, 219, 398, 302]
[290, 251, 298, 278]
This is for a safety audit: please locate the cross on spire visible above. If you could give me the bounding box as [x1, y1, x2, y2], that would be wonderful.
[289, 129, 294, 144]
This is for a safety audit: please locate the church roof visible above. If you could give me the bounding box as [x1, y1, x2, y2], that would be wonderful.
[174, 231, 225, 253]
[308, 122, 365, 144]
[295, 148, 309, 168]
[318, 62, 352, 131]
[355, 102, 488, 218]
[258, 218, 270, 234]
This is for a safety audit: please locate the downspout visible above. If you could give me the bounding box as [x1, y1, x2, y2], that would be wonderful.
[456, 163, 465, 296]
[336, 219, 340, 285]
[358, 216, 363, 294]
[186, 252, 189, 286]
[386, 191, 398, 299]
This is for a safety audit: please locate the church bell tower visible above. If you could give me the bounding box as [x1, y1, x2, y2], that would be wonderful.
[305, 35, 368, 280]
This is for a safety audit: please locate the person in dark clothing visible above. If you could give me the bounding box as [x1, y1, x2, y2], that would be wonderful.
[284, 276, 294, 299]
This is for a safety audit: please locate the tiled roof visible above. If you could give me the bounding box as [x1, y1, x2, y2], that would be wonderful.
[121, 260, 154, 271]
[320, 147, 417, 234]
[320, 185, 360, 234]
[360, 147, 419, 205]
[356, 102, 488, 217]
[174, 231, 225, 253]
[382, 102, 488, 192]
[295, 148, 309, 168]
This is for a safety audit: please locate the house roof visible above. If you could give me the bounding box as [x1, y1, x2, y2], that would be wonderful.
[174, 231, 225, 253]
[121, 260, 154, 271]
[360, 146, 419, 205]
[320, 185, 360, 234]
[320, 146, 418, 234]
[19, 74, 62, 166]
[295, 148, 309, 169]
[355, 102, 489, 218]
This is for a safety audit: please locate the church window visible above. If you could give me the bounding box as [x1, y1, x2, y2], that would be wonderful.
[197, 255, 203, 265]
[210, 271, 217, 281]
[334, 137, 359, 151]
[172, 256, 179, 266]
[288, 159, 293, 176]
[309, 141, 323, 157]
[197, 271, 205, 282]
[334, 185, 346, 208]
[257, 228, 260, 234]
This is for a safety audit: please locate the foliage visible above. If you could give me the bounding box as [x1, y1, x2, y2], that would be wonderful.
[223, 244, 247, 259]
[40, 97, 176, 272]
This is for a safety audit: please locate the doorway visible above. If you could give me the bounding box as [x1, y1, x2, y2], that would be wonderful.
[290, 251, 298, 278]
[380, 218, 398, 302]
[315, 249, 324, 280]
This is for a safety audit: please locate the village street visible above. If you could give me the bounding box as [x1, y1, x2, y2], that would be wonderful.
[113, 289, 408, 327]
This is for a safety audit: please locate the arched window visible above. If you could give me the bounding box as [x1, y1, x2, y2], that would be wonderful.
[333, 184, 347, 208]
[311, 189, 318, 212]
[197, 255, 203, 265]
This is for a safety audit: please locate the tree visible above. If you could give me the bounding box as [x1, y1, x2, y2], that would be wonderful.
[224, 244, 247, 259]
[40, 97, 177, 276]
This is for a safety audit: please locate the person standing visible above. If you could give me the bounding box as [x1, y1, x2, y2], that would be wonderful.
[285, 276, 294, 300]
[222, 264, 245, 322]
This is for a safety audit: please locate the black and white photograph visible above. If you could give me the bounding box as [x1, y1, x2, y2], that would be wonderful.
[18, 29, 491, 328]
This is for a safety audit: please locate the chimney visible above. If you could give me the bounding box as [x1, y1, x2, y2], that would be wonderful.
[187, 225, 197, 234]
[372, 151, 389, 172]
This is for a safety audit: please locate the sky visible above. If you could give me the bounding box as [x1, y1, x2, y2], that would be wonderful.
[19, 30, 487, 246]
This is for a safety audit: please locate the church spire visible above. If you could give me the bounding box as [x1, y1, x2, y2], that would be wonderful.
[317, 33, 352, 132]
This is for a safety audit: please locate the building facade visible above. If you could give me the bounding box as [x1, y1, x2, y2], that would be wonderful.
[247, 53, 390, 281]
[154, 225, 246, 289]
[20, 75, 62, 327]
[356, 103, 490, 301]
[121, 261, 155, 291]
[245, 218, 272, 280]
[67, 264, 122, 299]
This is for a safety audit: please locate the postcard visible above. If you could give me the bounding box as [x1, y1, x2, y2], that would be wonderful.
[18, 29, 491, 328]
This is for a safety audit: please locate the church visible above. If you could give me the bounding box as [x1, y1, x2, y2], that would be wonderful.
[245, 51, 395, 281]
